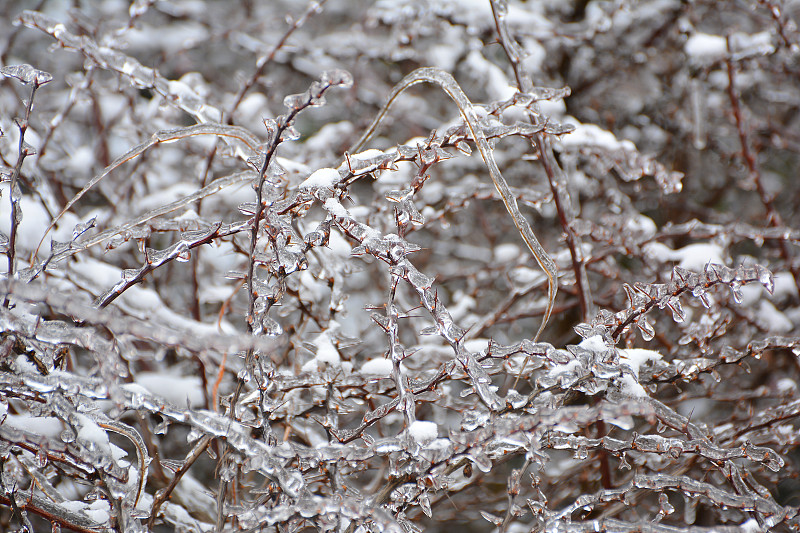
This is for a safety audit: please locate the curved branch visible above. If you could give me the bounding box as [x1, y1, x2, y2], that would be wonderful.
[351, 67, 557, 342]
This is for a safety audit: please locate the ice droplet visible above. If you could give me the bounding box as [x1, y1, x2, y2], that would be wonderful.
[756, 264, 774, 294]
[1, 64, 53, 85]
[480, 511, 502, 525]
[698, 291, 712, 308]
[637, 317, 655, 341]
[419, 493, 432, 518]
[684, 495, 698, 524]
[320, 69, 353, 88]
[35, 446, 48, 468]
[667, 445, 683, 459]
[469, 452, 492, 473]
[461, 409, 490, 431]
[283, 93, 306, 110]
[658, 493, 675, 516]
[667, 298, 685, 323]
[280, 124, 301, 141]
[730, 281, 743, 303]
[60, 429, 76, 444]
[763, 451, 784, 472]
[72, 217, 96, 240]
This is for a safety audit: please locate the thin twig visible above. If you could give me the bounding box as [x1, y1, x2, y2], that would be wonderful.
[725, 42, 800, 298]
[4, 78, 41, 306]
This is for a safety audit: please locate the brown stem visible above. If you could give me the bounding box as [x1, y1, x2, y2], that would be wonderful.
[725, 46, 800, 298]
[4, 80, 39, 308]
[489, 0, 593, 323]
[147, 435, 212, 531]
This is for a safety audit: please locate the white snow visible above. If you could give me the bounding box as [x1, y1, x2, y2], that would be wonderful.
[618, 348, 662, 374]
[4, 415, 64, 438]
[302, 121, 354, 156]
[642, 242, 725, 271]
[676, 243, 725, 271]
[60, 499, 111, 524]
[299, 167, 340, 189]
[730, 31, 775, 57]
[302, 329, 342, 372]
[323, 197, 350, 218]
[538, 98, 566, 118]
[739, 518, 761, 533]
[135, 372, 205, 407]
[559, 121, 636, 152]
[14, 355, 42, 375]
[175, 209, 199, 221]
[685, 33, 727, 62]
[548, 359, 582, 377]
[236, 92, 271, 131]
[448, 290, 475, 322]
[408, 420, 438, 444]
[494, 243, 520, 263]
[642, 242, 676, 263]
[350, 149, 385, 161]
[617, 348, 663, 397]
[579, 335, 608, 353]
[464, 338, 489, 354]
[75, 413, 113, 456]
[67, 145, 95, 174]
[618, 374, 647, 398]
[427, 26, 466, 71]
[776, 378, 797, 393]
[85, 500, 112, 524]
[0, 185, 80, 255]
[625, 214, 657, 239]
[463, 49, 516, 101]
[772, 272, 799, 300]
[327, 229, 352, 257]
[360, 357, 393, 377]
[757, 300, 793, 334]
[508, 266, 545, 287]
[173, 473, 217, 517]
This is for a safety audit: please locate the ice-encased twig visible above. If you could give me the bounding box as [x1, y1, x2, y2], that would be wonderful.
[334, 215, 504, 411]
[13, 369, 306, 499]
[17, 11, 221, 123]
[1, 280, 281, 357]
[350, 67, 557, 343]
[32, 124, 261, 263]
